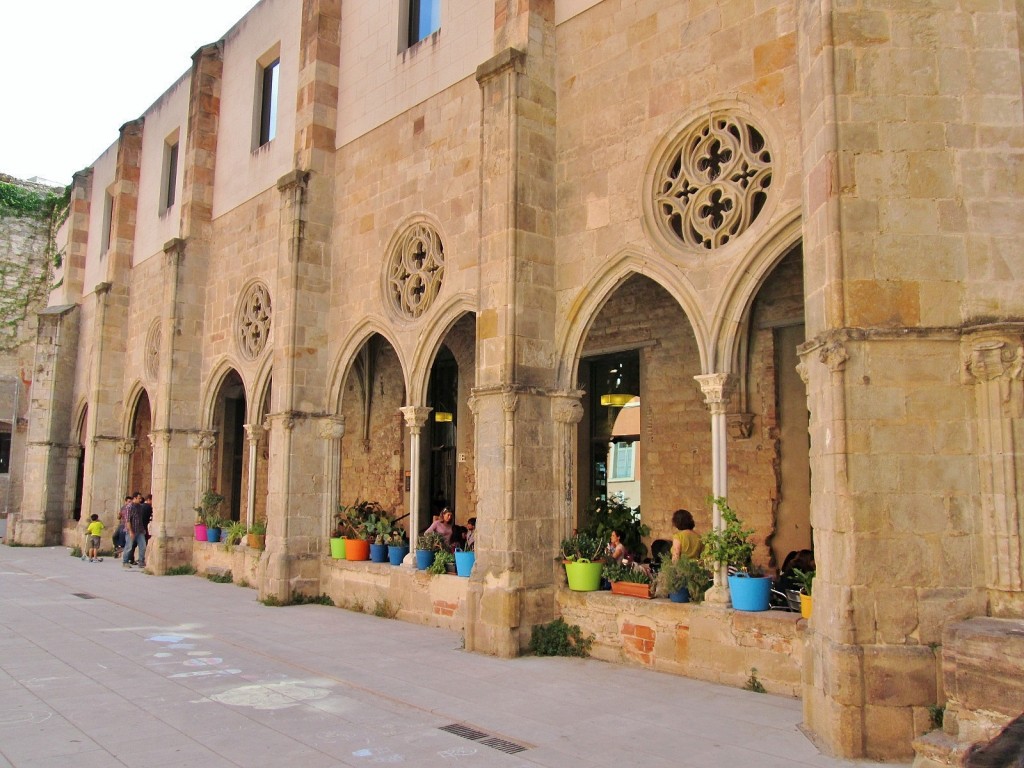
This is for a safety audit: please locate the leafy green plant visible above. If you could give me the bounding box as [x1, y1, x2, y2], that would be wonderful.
[389, 527, 409, 546]
[528, 618, 593, 657]
[602, 560, 652, 584]
[222, 521, 247, 550]
[291, 592, 335, 606]
[792, 568, 815, 596]
[581, 492, 650, 561]
[428, 550, 454, 574]
[655, 554, 712, 602]
[336, 499, 387, 539]
[559, 533, 604, 562]
[260, 594, 282, 606]
[70, 546, 82, 558]
[195, 491, 225, 526]
[249, 520, 267, 536]
[928, 704, 945, 730]
[207, 570, 233, 583]
[699, 497, 759, 574]
[365, 512, 394, 545]
[417, 531, 445, 553]
[166, 564, 197, 576]
[744, 667, 766, 693]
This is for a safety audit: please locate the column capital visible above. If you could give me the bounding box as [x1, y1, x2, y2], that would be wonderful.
[317, 415, 346, 440]
[695, 373, 735, 414]
[551, 391, 584, 424]
[964, 336, 1024, 384]
[244, 423, 266, 444]
[400, 405, 432, 430]
[189, 430, 217, 451]
[115, 438, 135, 455]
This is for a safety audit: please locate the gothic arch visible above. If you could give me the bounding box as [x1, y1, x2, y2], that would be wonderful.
[201, 357, 250, 429]
[407, 293, 477, 404]
[249, 353, 275, 423]
[328, 318, 409, 412]
[121, 381, 152, 437]
[709, 206, 803, 374]
[555, 248, 710, 389]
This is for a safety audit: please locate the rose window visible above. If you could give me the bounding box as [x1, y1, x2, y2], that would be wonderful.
[653, 112, 773, 250]
[385, 222, 445, 319]
[236, 282, 272, 360]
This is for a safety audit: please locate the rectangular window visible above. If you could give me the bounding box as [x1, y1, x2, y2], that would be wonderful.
[0, 430, 10, 474]
[100, 190, 114, 255]
[609, 441, 635, 482]
[258, 58, 280, 147]
[161, 139, 179, 213]
[407, 0, 440, 47]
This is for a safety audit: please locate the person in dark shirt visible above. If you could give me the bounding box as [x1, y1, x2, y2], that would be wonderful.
[122, 493, 148, 569]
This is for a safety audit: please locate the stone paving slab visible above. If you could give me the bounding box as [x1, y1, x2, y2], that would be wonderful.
[0, 546, 910, 768]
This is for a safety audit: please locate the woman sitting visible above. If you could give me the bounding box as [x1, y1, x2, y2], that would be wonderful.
[425, 508, 455, 548]
[670, 508, 702, 561]
[606, 529, 629, 562]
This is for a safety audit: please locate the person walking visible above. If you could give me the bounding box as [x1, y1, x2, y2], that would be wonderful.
[83, 514, 104, 562]
[122, 494, 148, 570]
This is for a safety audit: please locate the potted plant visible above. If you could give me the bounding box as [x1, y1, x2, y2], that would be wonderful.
[387, 527, 410, 565]
[603, 560, 654, 598]
[204, 514, 223, 543]
[336, 499, 385, 561]
[222, 521, 247, 551]
[247, 519, 266, 549]
[366, 512, 393, 563]
[416, 531, 445, 570]
[454, 536, 475, 577]
[699, 497, 770, 611]
[792, 568, 815, 618]
[428, 550, 454, 575]
[654, 553, 712, 603]
[582, 492, 651, 561]
[194, 490, 224, 542]
[560, 533, 605, 592]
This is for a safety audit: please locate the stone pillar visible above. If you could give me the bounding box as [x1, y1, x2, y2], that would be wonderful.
[16, 305, 79, 545]
[695, 373, 735, 604]
[964, 329, 1024, 618]
[551, 392, 584, 542]
[115, 438, 135, 495]
[243, 423, 265, 528]
[318, 416, 345, 538]
[399, 406, 431, 538]
[191, 431, 216, 506]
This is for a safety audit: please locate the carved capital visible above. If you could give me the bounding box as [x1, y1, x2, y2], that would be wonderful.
[796, 360, 809, 385]
[965, 338, 1024, 384]
[189, 430, 217, 451]
[694, 373, 735, 414]
[727, 413, 755, 440]
[317, 415, 346, 440]
[116, 438, 135, 456]
[502, 388, 519, 414]
[66, 445, 83, 460]
[243, 423, 266, 444]
[399, 405, 432, 430]
[467, 395, 479, 416]
[820, 341, 848, 373]
[551, 392, 584, 425]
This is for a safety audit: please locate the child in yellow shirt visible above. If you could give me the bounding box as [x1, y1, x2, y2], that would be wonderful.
[84, 514, 104, 562]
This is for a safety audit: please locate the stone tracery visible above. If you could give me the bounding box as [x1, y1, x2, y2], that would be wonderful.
[385, 222, 445, 319]
[236, 282, 272, 360]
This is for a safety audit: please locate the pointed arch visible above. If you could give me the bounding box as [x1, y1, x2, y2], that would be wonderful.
[408, 292, 477, 404]
[249, 353, 275, 423]
[556, 248, 710, 389]
[327, 317, 409, 412]
[710, 206, 802, 374]
[121, 381, 152, 436]
[201, 357, 249, 429]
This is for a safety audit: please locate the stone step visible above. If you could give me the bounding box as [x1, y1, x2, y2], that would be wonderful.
[911, 730, 968, 768]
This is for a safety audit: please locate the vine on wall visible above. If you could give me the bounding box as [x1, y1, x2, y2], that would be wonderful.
[0, 177, 70, 353]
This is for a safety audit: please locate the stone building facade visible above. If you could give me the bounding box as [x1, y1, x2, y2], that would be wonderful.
[11, 0, 1024, 761]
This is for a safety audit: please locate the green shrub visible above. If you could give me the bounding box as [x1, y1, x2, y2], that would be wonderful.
[528, 618, 593, 657]
[372, 599, 399, 619]
[166, 564, 197, 576]
[207, 571, 233, 584]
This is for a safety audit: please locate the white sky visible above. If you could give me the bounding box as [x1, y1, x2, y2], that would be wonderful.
[1, 0, 259, 188]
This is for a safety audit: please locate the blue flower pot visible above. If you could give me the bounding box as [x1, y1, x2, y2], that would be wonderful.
[415, 549, 435, 571]
[454, 550, 475, 577]
[728, 574, 772, 611]
[388, 545, 409, 565]
[206, 528, 220, 543]
[669, 588, 690, 603]
[369, 543, 388, 563]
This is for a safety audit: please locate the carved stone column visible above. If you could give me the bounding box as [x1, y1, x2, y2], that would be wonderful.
[551, 392, 584, 542]
[115, 438, 135, 499]
[695, 372, 735, 604]
[243, 423, 265, 528]
[964, 331, 1024, 617]
[318, 416, 345, 538]
[190, 431, 216, 505]
[399, 406, 432, 538]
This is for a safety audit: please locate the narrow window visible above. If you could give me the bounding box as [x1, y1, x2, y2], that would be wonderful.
[258, 58, 280, 147]
[163, 140, 178, 212]
[100, 190, 114, 255]
[0, 430, 10, 474]
[407, 0, 440, 47]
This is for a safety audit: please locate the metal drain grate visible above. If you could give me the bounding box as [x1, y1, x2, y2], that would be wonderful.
[439, 723, 528, 754]
[479, 737, 527, 754]
[72, 593, 96, 599]
[439, 723, 488, 741]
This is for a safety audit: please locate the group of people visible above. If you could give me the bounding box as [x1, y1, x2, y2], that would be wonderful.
[114, 493, 152, 569]
[604, 507, 702, 566]
[423, 507, 476, 551]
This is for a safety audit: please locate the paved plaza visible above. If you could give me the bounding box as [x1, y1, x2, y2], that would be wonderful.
[0, 545, 908, 768]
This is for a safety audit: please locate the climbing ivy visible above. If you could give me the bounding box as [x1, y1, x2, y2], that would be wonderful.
[0, 178, 70, 352]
